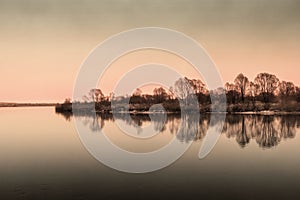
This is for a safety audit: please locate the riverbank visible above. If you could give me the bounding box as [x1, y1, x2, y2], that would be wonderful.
[229, 111, 300, 115]
[55, 101, 300, 115]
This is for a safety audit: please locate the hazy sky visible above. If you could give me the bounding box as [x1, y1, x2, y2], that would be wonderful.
[0, 0, 299, 102]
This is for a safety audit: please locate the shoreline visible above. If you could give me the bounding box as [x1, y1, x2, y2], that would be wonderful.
[2, 103, 300, 115]
[55, 103, 300, 115]
[228, 111, 300, 115]
[108, 110, 300, 115]
[0, 103, 56, 107]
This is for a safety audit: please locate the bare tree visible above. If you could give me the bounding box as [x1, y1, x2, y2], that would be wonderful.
[153, 87, 168, 103]
[187, 78, 208, 94]
[234, 73, 249, 103]
[296, 86, 300, 102]
[279, 81, 296, 98]
[171, 77, 194, 104]
[167, 87, 175, 100]
[88, 89, 104, 102]
[247, 81, 259, 98]
[254, 73, 279, 103]
[225, 82, 239, 104]
[247, 81, 259, 106]
[130, 88, 144, 104]
[225, 82, 237, 92]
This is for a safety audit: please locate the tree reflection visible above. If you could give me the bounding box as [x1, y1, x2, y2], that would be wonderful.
[176, 114, 199, 143]
[224, 115, 299, 148]
[77, 113, 107, 132]
[194, 115, 210, 141]
[256, 116, 281, 148]
[280, 116, 297, 139]
[150, 113, 167, 132]
[235, 116, 251, 147]
[56, 111, 299, 149]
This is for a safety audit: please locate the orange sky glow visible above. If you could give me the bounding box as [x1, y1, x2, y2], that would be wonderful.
[0, 0, 299, 102]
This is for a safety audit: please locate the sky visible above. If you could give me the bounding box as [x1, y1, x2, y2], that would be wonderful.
[0, 0, 300, 102]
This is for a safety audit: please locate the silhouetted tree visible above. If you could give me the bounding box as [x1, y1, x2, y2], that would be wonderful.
[171, 77, 194, 106]
[296, 87, 300, 102]
[186, 78, 209, 104]
[130, 88, 144, 104]
[279, 81, 296, 100]
[225, 82, 239, 104]
[247, 81, 259, 106]
[153, 87, 168, 103]
[87, 89, 104, 102]
[64, 98, 72, 104]
[254, 73, 279, 103]
[64, 72, 300, 114]
[234, 73, 249, 102]
[187, 78, 208, 94]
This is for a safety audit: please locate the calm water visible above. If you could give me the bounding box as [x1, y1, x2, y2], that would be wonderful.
[1, 107, 300, 200]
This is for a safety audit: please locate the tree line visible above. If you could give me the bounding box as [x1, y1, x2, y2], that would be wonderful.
[225, 73, 300, 105]
[66, 72, 300, 112]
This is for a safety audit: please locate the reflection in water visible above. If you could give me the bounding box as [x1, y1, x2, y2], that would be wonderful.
[57, 111, 300, 149]
[222, 115, 298, 148]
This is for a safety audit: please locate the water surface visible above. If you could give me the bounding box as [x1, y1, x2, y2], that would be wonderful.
[1, 107, 300, 200]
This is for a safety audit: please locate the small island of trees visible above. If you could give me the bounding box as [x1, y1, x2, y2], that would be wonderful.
[56, 72, 300, 114]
